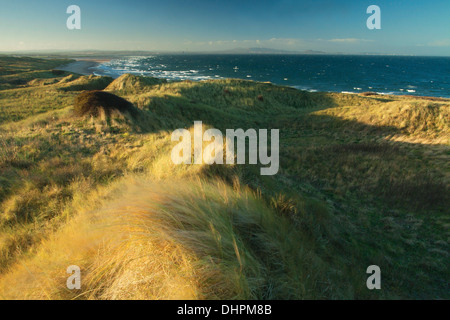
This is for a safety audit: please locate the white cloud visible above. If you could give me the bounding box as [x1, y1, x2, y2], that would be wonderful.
[178, 37, 379, 53]
[326, 38, 374, 43]
[183, 38, 305, 49]
[428, 39, 450, 47]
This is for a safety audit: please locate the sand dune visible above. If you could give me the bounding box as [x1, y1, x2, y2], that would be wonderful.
[57, 59, 110, 75]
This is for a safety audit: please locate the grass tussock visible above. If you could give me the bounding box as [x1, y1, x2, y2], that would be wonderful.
[58, 75, 114, 92]
[106, 74, 167, 94]
[74, 90, 137, 119]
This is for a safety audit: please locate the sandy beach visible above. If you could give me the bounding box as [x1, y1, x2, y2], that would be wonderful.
[57, 58, 111, 76]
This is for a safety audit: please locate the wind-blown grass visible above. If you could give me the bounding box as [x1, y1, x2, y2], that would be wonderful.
[0, 178, 337, 300]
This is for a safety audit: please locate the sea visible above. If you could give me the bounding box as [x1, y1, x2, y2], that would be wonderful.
[92, 55, 450, 98]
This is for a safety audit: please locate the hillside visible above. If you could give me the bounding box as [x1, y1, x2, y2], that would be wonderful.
[0, 56, 448, 299]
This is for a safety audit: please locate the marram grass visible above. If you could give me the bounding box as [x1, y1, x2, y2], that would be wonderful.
[0, 56, 448, 299]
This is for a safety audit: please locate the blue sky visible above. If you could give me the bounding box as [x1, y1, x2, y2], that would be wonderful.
[0, 0, 449, 55]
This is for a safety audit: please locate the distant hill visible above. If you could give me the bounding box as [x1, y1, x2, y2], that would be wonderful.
[2, 48, 327, 57]
[210, 47, 326, 55]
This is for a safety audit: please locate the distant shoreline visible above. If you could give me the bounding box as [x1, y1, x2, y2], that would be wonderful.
[57, 58, 111, 76]
[54, 57, 450, 101]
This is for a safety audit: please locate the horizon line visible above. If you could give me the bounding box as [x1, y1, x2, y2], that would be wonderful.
[0, 49, 449, 58]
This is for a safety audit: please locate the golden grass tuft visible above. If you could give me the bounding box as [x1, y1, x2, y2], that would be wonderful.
[106, 74, 167, 94]
[58, 75, 113, 92]
[0, 178, 328, 300]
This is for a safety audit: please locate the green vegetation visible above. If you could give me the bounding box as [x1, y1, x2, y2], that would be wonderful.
[0, 56, 448, 299]
[105, 73, 167, 94]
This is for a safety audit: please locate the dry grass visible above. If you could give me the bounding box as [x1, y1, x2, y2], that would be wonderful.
[58, 75, 113, 92]
[0, 178, 332, 300]
[0, 56, 448, 300]
[105, 74, 167, 94]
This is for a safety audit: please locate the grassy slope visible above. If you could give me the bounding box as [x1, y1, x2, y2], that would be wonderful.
[0, 58, 448, 299]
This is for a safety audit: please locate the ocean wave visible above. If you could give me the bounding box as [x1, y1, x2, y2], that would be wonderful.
[97, 57, 219, 81]
[92, 56, 449, 98]
[291, 85, 319, 93]
[376, 92, 395, 95]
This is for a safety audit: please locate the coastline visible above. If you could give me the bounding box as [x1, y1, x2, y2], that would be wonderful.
[57, 58, 110, 76]
[54, 58, 449, 100]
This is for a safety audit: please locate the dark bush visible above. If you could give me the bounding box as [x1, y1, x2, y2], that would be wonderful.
[8, 79, 27, 85]
[74, 90, 138, 118]
[360, 92, 379, 96]
[51, 69, 65, 76]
